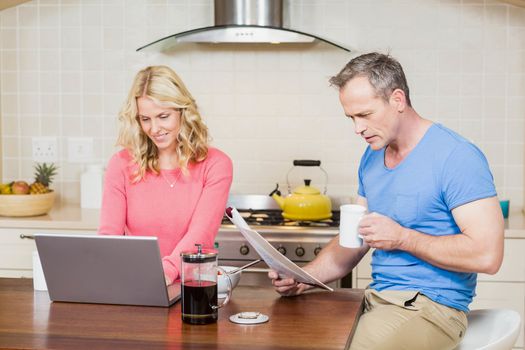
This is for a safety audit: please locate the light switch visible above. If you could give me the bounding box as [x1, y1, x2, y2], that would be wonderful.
[67, 137, 94, 163]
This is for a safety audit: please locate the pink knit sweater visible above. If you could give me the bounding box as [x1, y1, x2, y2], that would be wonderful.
[98, 147, 233, 283]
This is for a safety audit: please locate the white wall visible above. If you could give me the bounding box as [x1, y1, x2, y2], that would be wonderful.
[1, 0, 524, 209]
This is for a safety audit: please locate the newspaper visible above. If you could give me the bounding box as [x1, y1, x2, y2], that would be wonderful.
[226, 207, 333, 291]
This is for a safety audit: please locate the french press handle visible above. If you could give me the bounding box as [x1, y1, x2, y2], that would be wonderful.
[211, 266, 232, 310]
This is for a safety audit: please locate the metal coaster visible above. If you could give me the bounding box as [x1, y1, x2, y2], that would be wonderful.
[229, 312, 269, 324]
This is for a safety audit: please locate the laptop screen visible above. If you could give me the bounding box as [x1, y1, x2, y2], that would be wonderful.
[35, 234, 180, 307]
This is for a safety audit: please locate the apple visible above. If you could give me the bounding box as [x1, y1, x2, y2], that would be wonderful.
[12, 181, 30, 195]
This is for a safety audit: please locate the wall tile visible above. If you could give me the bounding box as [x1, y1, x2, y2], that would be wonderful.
[60, 94, 82, 115]
[508, 97, 525, 119]
[2, 136, 19, 158]
[0, 0, 524, 208]
[19, 51, 39, 71]
[19, 28, 37, 50]
[1, 51, 17, 70]
[19, 94, 38, 115]
[61, 71, 82, 94]
[1, 72, 18, 93]
[19, 116, 40, 137]
[509, 27, 525, 50]
[18, 6, 37, 28]
[40, 94, 60, 115]
[82, 94, 103, 115]
[508, 74, 525, 96]
[61, 27, 81, 49]
[39, 5, 60, 28]
[60, 5, 81, 27]
[81, 50, 104, 71]
[40, 50, 60, 71]
[0, 7, 17, 28]
[3, 158, 19, 181]
[2, 94, 18, 115]
[62, 116, 83, 137]
[39, 28, 60, 49]
[2, 115, 18, 136]
[484, 96, 506, 120]
[484, 75, 507, 97]
[1, 29, 17, 50]
[41, 116, 61, 136]
[509, 5, 525, 26]
[19, 136, 31, 158]
[505, 166, 523, 189]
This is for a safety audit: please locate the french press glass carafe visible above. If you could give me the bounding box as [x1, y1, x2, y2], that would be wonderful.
[180, 244, 232, 325]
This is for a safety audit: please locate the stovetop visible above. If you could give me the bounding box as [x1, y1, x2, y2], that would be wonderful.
[221, 209, 340, 228]
[219, 194, 350, 233]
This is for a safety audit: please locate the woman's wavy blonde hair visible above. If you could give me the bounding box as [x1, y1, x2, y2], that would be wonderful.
[117, 65, 209, 182]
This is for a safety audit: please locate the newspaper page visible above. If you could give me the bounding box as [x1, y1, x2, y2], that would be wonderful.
[226, 207, 333, 291]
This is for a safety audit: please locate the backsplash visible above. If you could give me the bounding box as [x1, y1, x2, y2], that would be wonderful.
[1, 0, 524, 209]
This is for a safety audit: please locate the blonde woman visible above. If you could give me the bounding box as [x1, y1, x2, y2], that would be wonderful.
[98, 66, 233, 285]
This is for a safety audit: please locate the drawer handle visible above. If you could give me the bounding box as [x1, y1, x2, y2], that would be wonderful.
[19, 234, 34, 240]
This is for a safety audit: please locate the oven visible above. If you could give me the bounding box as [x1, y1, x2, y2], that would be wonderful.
[215, 195, 352, 289]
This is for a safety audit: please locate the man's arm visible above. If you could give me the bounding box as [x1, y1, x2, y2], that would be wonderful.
[271, 235, 370, 295]
[359, 196, 504, 274]
[305, 195, 370, 282]
[270, 196, 370, 295]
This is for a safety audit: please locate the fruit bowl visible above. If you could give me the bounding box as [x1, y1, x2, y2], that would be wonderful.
[0, 191, 56, 217]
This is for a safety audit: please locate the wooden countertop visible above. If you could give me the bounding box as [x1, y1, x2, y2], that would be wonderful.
[2, 203, 525, 238]
[0, 278, 364, 350]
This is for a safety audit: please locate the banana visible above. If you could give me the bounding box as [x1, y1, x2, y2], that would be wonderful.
[0, 183, 12, 195]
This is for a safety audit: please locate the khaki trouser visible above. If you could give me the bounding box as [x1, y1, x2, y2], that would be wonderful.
[349, 289, 467, 350]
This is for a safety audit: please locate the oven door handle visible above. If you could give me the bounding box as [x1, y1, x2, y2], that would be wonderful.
[243, 267, 271, 274]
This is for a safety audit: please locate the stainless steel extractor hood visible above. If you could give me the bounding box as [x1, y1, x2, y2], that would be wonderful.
[137, 0, 350, 52]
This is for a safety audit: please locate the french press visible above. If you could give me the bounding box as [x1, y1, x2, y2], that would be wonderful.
[180, 244, 232, 325]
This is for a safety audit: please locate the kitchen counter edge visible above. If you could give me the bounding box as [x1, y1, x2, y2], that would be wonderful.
[0, 204, 524, 238]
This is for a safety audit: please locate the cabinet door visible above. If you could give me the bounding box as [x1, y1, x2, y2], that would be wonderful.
[352, 249, 372, 288]
[478, 239, 525, 282]
[0, 229, 96, 278]
[356, 278, 372, 289]
[471, 282, 524, 348]
[355, 249, 373, 279]
[0, 229, 36, 277]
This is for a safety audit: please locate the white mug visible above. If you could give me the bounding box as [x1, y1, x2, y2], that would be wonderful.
[339, 204, 367, 248]
[32, 250, 48, 291]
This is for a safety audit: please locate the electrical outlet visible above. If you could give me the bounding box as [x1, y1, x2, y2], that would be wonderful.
[68, 137, 94, 163]
[32, 137, 58, 162]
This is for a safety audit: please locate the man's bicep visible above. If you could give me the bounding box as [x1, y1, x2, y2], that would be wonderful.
[451, 197, 502, 236]
[451, 196, 504, 273]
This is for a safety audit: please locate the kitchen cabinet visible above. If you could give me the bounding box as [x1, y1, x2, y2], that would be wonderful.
[0, 228, 96, 278]
[352, 237, 525, 349]
[0, 204, 100, 277]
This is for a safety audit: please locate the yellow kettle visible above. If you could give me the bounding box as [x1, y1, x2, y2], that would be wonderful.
[270, 160, 332, 221]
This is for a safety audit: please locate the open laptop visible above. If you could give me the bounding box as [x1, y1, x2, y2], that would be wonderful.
[34, 233, 181, 307]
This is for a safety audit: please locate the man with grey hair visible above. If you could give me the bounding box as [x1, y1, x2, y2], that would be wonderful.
[269, 52, 504, 350]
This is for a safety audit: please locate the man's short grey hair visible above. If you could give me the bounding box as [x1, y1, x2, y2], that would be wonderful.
[329, 52, 412, 107]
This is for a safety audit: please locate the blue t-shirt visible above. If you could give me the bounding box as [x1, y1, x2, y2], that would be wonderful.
[358, 123, 497, 312]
